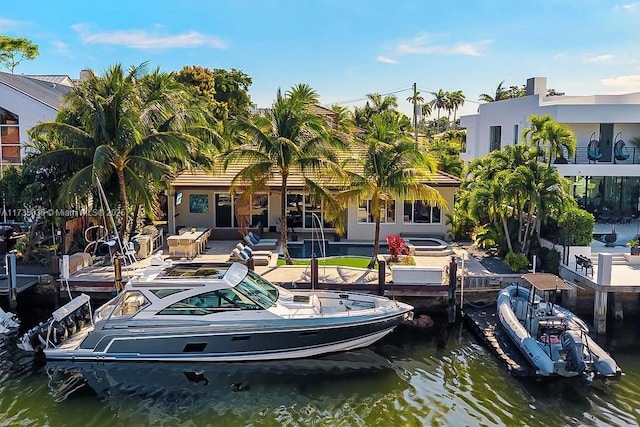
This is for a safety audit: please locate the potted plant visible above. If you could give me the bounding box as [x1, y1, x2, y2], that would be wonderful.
[626, 238, 640, 255]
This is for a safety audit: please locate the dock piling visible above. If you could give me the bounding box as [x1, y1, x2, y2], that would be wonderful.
[448, 256, 457, 323]
[5, 253, 17, 310]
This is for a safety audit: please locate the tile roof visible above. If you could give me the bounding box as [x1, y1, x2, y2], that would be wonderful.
[172, 167, 461, 189]
[0, 71, 71, 110]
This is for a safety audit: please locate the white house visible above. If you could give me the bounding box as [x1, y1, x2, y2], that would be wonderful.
[460, 77, 640, 221]
[0, 71, 72, 174]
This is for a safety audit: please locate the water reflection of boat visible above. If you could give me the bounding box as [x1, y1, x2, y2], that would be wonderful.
[19, 262, 413, 362]
[45, 349, 398, 408]
[497, 273, 622, 383]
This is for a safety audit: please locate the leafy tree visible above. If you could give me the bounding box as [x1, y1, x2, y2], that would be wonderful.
[423, 130, 465, 177]
[223, 84, 343, 264]
[338, 112, 445, 268]
[176, 66, 252, 121]
[547, 88, 565, 97]
[558, 207, 594, 246]
[211, 68, 253, 118]
[0, 36, 39, 73]
[29, 64, 209, 238]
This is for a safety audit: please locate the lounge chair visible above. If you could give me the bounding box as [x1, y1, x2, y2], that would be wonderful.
[247, 231, 278, 245]
[243, 235, 278, 249]
[229, 248, 270, 266]
[235, 242, 272, 257]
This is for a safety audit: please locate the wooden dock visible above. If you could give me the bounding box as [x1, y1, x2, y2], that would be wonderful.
[0, 274, 46, 296]
[463, 305, 536, 377]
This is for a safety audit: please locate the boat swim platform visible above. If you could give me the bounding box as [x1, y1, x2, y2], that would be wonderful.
[463, 305, 536, 377]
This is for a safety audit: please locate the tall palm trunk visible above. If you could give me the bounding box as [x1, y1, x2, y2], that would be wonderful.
[501, 215, 513, 253]
[129, 203, 141, 240]
[280, 171, 292, 265]
[117, 168, 129, 239]
[368, 216, 381, 269]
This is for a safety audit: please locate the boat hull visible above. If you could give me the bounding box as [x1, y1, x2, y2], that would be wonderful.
[42, 312, 408, 362]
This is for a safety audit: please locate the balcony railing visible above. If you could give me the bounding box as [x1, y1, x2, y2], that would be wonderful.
[548, 146, 640, 165]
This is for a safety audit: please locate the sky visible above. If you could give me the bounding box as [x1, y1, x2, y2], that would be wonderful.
[1, 0, 639, 118]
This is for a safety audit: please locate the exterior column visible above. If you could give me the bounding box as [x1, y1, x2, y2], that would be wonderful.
[594, 253, 613, 334]
[593, 291, 608, 335]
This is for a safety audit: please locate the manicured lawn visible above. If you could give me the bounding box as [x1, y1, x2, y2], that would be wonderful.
[276, 257, 373, 269]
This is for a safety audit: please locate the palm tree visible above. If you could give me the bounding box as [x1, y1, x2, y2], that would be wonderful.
[406, 91, 424, 133]
[29, 64, 206, 238]
[448, 90, 466, 127]
[339, 113, 445, 268]
[429, 89, 448, 122]
[508, 162, 572, 252]
[541, 121, 576, 165]
[479, 81, 509, 103]
[224, 84, 344, 264]
[523, 115, 576, 165]
[366, 93, 398, 113]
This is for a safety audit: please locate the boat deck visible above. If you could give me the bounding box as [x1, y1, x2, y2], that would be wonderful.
[463, 305, 536, 377]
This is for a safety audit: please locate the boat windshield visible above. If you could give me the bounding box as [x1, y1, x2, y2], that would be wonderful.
[235, 270, 279, 308]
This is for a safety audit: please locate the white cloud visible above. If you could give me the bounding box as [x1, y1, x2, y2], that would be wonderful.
[584, 54, 614, 63]
[376, 55, 397, 64]
[614, 2, 640, 12]
[601, 75, 640, 87]
[393, 32, 491, 56]
[50, 40, 74, 59]
[0, 17, 26, 31]
[71, 23, 226, 50]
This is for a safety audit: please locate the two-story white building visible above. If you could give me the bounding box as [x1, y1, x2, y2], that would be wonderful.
[0, 71, 72, 175]
[460, 77, 640, 222]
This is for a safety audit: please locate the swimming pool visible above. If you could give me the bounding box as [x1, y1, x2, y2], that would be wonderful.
[285, 240, 387, 259]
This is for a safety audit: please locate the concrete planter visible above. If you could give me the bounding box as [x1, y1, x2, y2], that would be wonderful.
[624, 253, 640, 264]
[389, 265, 444, 285]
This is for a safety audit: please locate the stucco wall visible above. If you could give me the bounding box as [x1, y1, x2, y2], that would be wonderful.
[345, 187, 456, 241]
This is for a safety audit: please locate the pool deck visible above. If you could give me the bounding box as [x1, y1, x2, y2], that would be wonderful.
[56, 238, 487, 295]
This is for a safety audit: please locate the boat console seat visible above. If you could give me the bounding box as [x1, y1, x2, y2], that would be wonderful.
[513, 299, 527, 321]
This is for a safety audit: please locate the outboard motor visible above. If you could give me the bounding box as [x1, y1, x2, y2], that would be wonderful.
[561, 330, 587, 373]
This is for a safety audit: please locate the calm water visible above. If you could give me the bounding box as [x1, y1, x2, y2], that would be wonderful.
[1, 307, 639, 427]
[287, 241, 388, 258]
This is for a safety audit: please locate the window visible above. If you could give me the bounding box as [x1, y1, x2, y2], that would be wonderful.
[403, 201, 441, 224]
[304, 194, 323, 228]
[490, 126, 502, 152]
[189, 194, 209, 214]
[513, 124, 519, 144]
[0, 108, 20, 171]
[158, 289, 261, 315]
[286, 193, 303, 229]
[215, 193, 238, 227]
[251, 194, 268, 227]
[358, 200, 395, 223]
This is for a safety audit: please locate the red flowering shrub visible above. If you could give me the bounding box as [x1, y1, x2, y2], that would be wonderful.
[386, 235, 409, 262]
